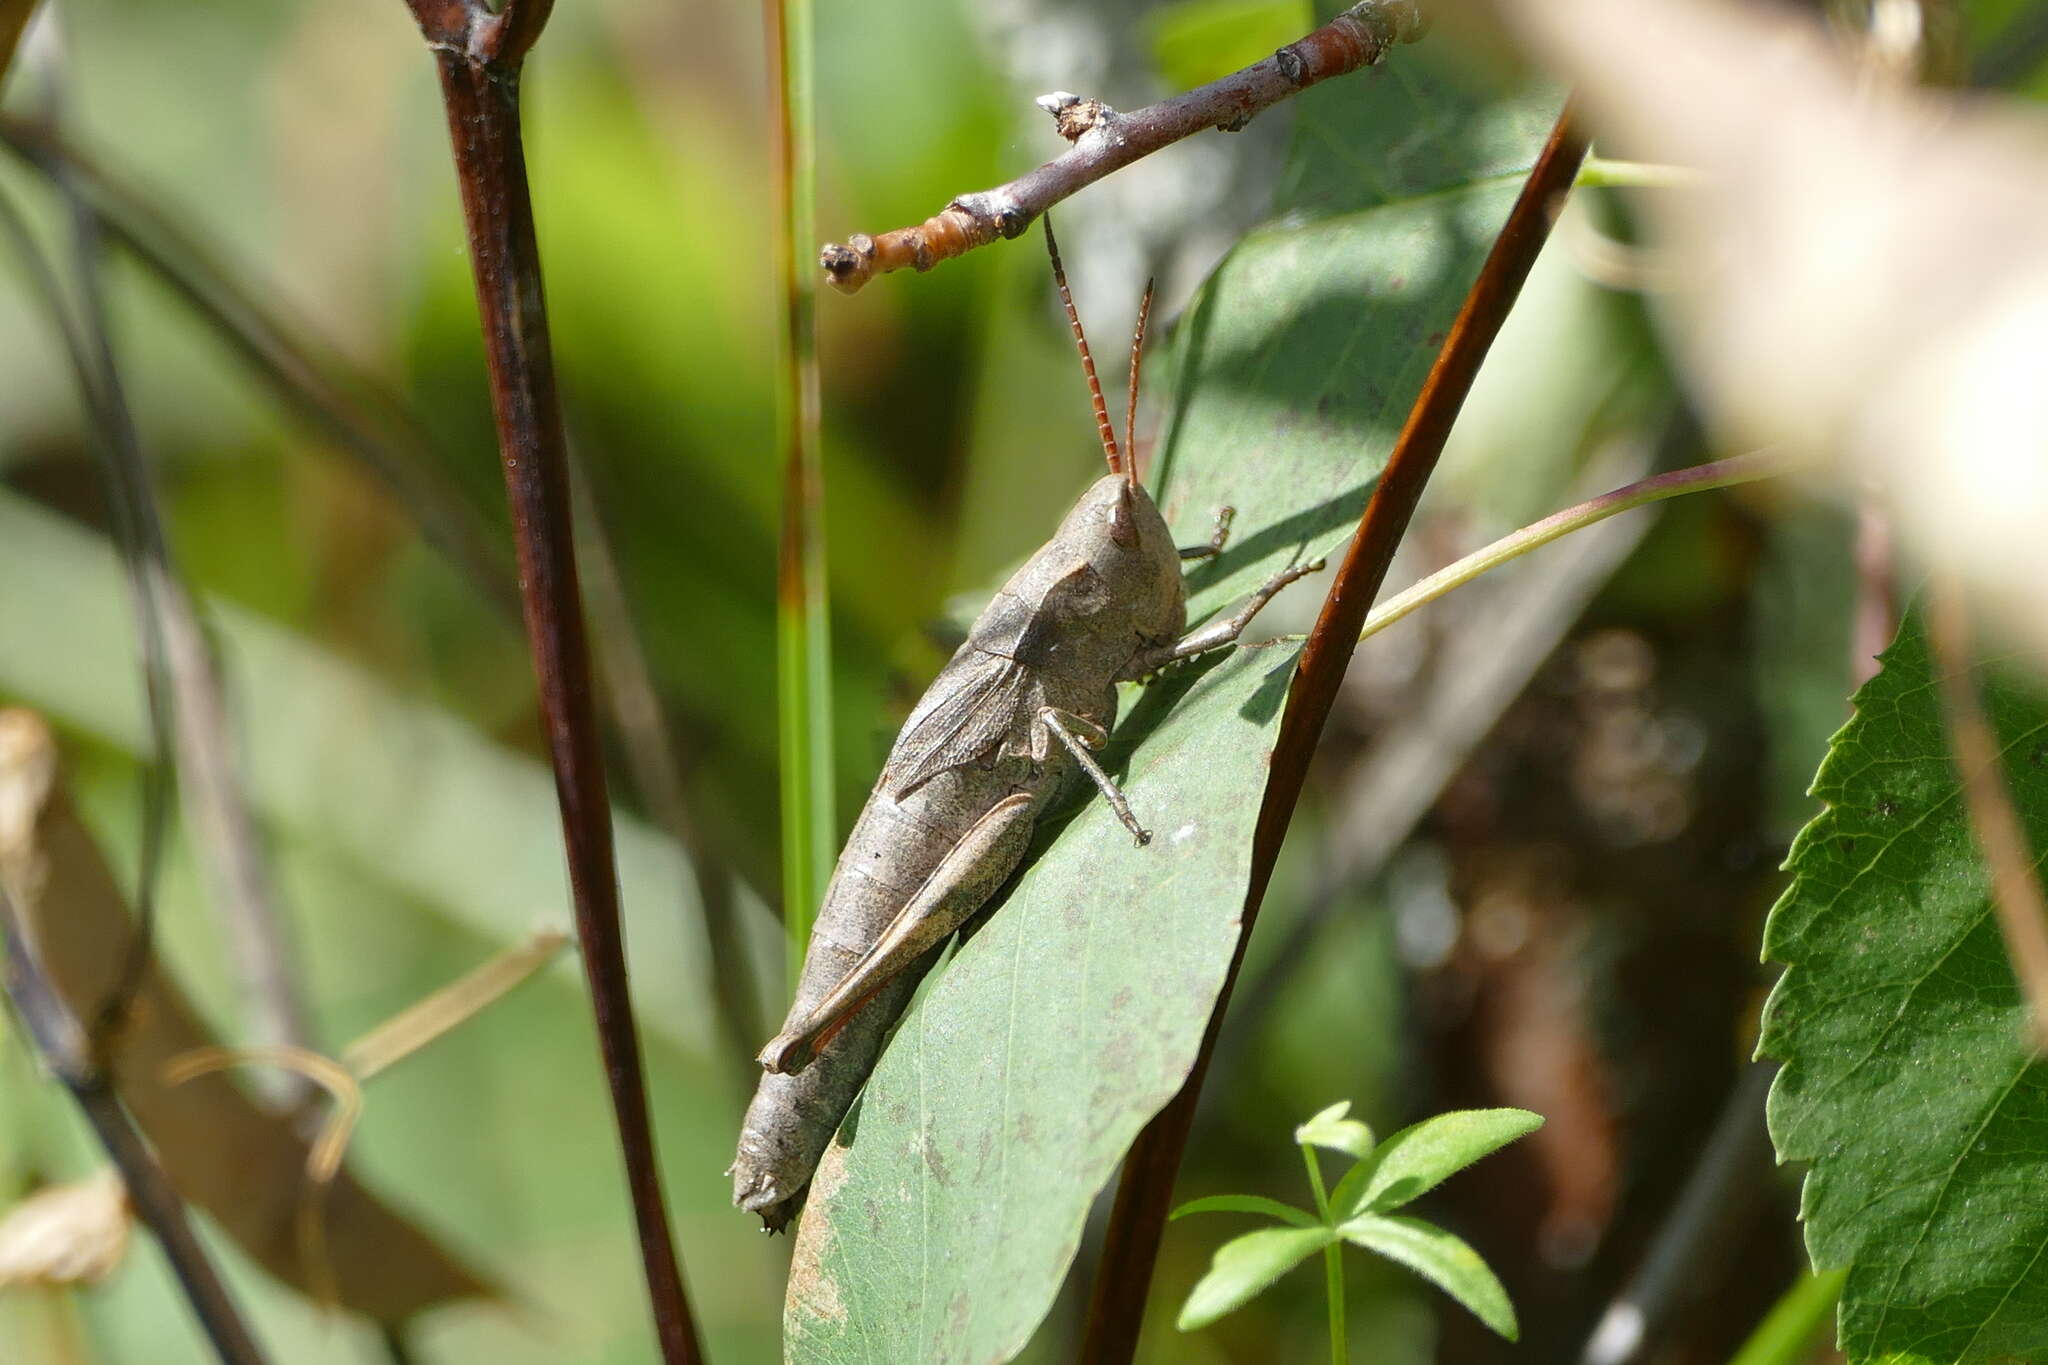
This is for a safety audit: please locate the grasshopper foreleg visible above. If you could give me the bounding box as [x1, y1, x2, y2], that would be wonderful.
[1038, 707, 1151, 846]
[1122, 554, 1326, 678]
[1178, 506, 1236, 561]
[759, 790, 1039, 1076]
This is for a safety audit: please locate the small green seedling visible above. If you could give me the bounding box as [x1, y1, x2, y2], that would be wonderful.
[1173, 1102, 1543, 1362]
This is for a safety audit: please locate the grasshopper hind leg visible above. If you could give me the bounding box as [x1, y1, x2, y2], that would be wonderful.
[758, 791, 1040, 1076]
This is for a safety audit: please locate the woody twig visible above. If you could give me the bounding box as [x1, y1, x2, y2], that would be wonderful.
[818, 0, 1428, 293]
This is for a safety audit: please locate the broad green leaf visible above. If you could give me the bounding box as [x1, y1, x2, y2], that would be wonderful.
[1147, 0, 1314, 91]
[1331, 1107, 1543, 1219]
[783, 49, 1561, 1364]
[1176, 1224, 1338, 1331]
[1296, 1098, 1375, 1159]
[1171, 1193, 1323, 1229]
[1156, 57, 1563, 625]
[1761, 610, 2048, 1365]
[1340, 1213, 1518, 1339]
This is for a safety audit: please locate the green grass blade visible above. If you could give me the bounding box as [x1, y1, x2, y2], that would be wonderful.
[766, 0, 833, 994]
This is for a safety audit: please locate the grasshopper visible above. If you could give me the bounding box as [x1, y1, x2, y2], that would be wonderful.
[731, 220, 1321, 1230]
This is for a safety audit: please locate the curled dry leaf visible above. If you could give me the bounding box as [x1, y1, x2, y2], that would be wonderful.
[1476, 0, 2048, 664]
[0, 1170, 133, 1290]
[0, 708, 489, 1323]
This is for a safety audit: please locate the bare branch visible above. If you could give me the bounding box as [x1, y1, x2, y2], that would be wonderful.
[818, 0, 1429, 293]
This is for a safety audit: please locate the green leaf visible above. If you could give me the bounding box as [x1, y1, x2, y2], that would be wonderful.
[1330, 1108, 1543, 1219]
[1761, 609, 2048, 1365]
[1339, 1213, 1518, 1340]
[1177, 1224, 1338, 1331]
[1296, 1099, 1374, 1160]
[1156, 67, 1564, 629]
[783, 59, 1562, 1365]
[1147, 0, 1314, 90]
[1172, 1193, 1324, 1228]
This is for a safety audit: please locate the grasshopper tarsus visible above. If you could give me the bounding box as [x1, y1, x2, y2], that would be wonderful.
[1179, 505, 1236, 561]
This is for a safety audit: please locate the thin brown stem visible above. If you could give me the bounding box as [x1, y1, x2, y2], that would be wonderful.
[819, 0, 1427, 293]
[1851, 504, 1896, 689]
[398, 1, 702, 1359]
[0, 119, 743, 1062]
[1927, 575, 2048, 1053]
[40, 51, 316, 1081]
[0, 113, 520, 621]
[0, 184, 176, 1049]
[0, 886, 270, 1365]
[1077, 104, 1589, 1365]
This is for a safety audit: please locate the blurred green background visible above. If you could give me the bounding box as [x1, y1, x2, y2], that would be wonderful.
[2, 0, 2039, 1362]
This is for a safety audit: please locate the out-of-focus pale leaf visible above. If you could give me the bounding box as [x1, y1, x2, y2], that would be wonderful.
[0, 709, 486, 1318]
[1329, 1107, 1542, 1220]
[1295, 1098, 1374, 1160]
[0, 1170, 131, 1290]
[0, 491, 777, 1063]
[1170, 1193, 1322, 1228]
[1480, 0, 2048, 666]
[1339, 1212, 1518, 1339]
[1176, 1223, 1337, 1331]
[1147, 0, 1314, 90]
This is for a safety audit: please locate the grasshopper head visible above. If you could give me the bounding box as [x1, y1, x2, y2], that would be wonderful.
[1058, 473, 1188, 647]
[1036, 216, 1184, 650]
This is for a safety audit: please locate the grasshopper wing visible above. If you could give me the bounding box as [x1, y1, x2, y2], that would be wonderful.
[883, 649, 1033, 797]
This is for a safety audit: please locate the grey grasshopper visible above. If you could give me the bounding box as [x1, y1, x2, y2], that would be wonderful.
[731, 220, 1320, 1230]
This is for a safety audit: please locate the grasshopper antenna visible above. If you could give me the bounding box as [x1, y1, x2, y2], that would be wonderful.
[1044, 216, 1122, 478]
[1124, 279, 1154, 491]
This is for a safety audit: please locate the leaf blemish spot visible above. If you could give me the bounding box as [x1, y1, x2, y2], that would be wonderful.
[1172, 822, 1198, 844]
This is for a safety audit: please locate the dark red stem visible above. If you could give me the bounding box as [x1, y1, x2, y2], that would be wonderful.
[1, 891, 270, 1365]
[1076, 104, 1589, 1365]
[404, 2, 702, 1360]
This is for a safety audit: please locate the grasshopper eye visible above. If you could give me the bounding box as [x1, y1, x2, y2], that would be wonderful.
[1056, 562, 1112, 615]
[1107, 482, 1140, 549]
